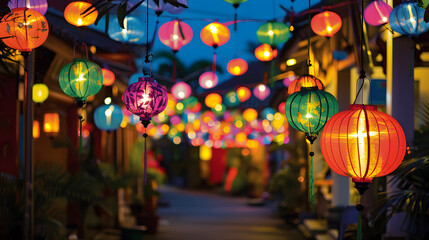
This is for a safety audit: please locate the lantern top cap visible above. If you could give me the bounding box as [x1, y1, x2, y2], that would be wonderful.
[73, 58, 89, 62]
[138, 76, 155, 82]
[349, 104, 377, 111]
[300, 86, 319, 91]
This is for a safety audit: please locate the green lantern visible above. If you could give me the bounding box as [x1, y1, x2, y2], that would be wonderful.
[224, 0, 248, 5]
[59, 58, 103, 106]
[257, 21, 290, 47]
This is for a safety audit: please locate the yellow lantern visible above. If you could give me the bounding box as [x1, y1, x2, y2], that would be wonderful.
[43, 112, 59, 137]
[32, 83, 49, 103]
[205, 93, 222, 109]
[64, 1, 98, 27]
[243, 108, 258, 122]
[200, 145, 212, 161]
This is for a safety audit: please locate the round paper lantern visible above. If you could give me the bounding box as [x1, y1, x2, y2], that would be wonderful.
[236, 86, 251, 102]
[321, 104, 406, 183]
[144, 0, 183, 15]
[288, 75, 324, 95]
[129, 73, 141, 85]
[364, 0, 392, 26]
[254, 44, 278, 62]
[94, 104, 123, 131]
[171, 81, 191, 100]
[109, 16, 144, 43]
[253, 84, 270, 101]
[213, 103, 226, 116]
[8, 0, 48, 15]
[389, 2, 429, 37]
[0, 8, 48, 52]
[285, 87, 338, 136]
[59, 58, 103, 106]
[199, 72, 218, 89]
[224, 91, 240, 107]
[33, 83, 49, 103]
[243, 108, 258, 122]
[256, 21, 290, 47]
[224, 0, 248, 5]
[64, 1, 98, 27]
[227, 58, 248, 76]
[311, 11, 342, 37]
[122, 77, 168, 125]
[205, 93, 222, 109]
[261, 108, 275, 120]
[101, 68, 115, 86]
[200, 22, 230, 48]
[159, 20, 193, 52]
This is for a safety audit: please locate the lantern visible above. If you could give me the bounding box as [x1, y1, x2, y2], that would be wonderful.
[243, 108, 258, 122]
[256, 21, 290, 47]
[419, 0, 429, 9]
[288, 75, 324, 95]
[144, 0, 186, 16]
[33, 120, 40, 139]
[364, 0, 392, 26]
[200, 22, 230, 48]
[165, 0, 188, 14]
[205, 93, 222, 109]
[8, 0, 48, 15]
[200, 145, 212, 161]
[321, 104, 406, 184]
[94, 104, 123, 131]
[224, 0, 248, 30]
[64, 1, 98, 27]
[236, 86, 251, 102]
[101, 68, 115, 86]
[32, 83, 49, 103]
[59, 58, 103, 106]
[199, 72, 218, 89]
[311, 11, 342, 37]
[389, 2, 429, 37]
[109, 16, 144, 43]
[171, 81, 192, 100]
[0, 8, 48, 52]
[254, 44, 278, 62]
[213, 103, 226, 116]
[227, 58, 248, 76]
[224, 91, 240, 107]
[253, 84, 270, 101]
[43, 112, 59, 137]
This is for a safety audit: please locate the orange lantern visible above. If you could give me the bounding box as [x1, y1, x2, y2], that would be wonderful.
[33, 120, 40, 139]
[242, 108, 258, 122]
[43, 112, 60, 137]
[101, 68, 115, 86]
[200, 22, 230, 48]
[288, 75, 324, 95]
[205, 93, 222, 109]
[64, 1, 98, 27]
[311, 11, 342, 37]
[321, 104, 406, 188]
[0, 8, 49, 52]
[236, 86, 251, 102]
[227, 58, 248, 76]
[254, 43, 278, 62]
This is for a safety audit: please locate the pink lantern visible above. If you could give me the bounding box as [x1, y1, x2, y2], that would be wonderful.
[171, 81, 192, 100]
[364, 0, 392, 26]
[170, 115, 182, 126]
[253, 84, 271, 101]
[282, 75, 297, 87]
[159, 20, 193, 52]
[199, 72, 218, 89]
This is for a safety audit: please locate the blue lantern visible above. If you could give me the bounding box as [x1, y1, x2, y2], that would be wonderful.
[108, 16, 144, 43]
[389, 2, 429, 37]
[261, 107, 275, 121]
[94, 104, 124, 131]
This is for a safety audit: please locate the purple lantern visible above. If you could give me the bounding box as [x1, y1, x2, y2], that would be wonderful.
[253, 84, 271, 101]
[199, 72, 218, 89]
[166, 0, 188, 14]
[364, 0, 392, 26]
[8, 0, 48, 15]
[171, 81, 192, 100]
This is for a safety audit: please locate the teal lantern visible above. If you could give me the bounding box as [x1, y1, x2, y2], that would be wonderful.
[94, 104, 123, 131]
[256, 21, 290, 47]
[389, 2, 429, 37]
[224, 91, 240, 107]
[59, 58, 103, 107]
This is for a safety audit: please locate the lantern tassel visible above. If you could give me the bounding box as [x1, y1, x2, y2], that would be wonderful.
[144, 130, 148, 185]
[309, 144, 315, 215]
[78, 115, 84, 155]
[212, 52, 217, 73]
[356, 203, 364, 240]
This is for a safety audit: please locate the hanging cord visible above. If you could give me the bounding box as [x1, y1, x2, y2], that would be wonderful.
[212, 47, 217, 73]
[307, 0, 312, 75]
[143, 128, 148, 184]
[309, 143, 315, 214]
[144, 1, 153, 77]
[173, 51, 177, 83]
[233, 3, 239, 31]
[360, 0, 364, 74]
[78, 113, 84, 155]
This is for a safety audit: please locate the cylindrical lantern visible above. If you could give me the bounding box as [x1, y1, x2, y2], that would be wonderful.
[43, 112, 59, 137]
[159, 20, 193, 52]
[311, 11, 342, 37]
[199, 72, 218, 89]
[205, 93, 222, 109]
[32, 83, 49, 103]
[236, 86, 251, 102]
[8, 0, 48, 15]
[64, 1, 98, 27]
[59, 58, 103, 106]
[253, 84, 270, 101]
[33, 120, 40, 139]
[171, 81, 192, 100]
[288, 75, 324, 95]
[254, 44, 278, 62]
[94, 104, 124, 131]
[321, 104, 406, 183]
[101, 68, 115, 86]
[256, 21, 290, 47]
[364, 0, 392, 26]
[200, 22, 230, 48]
[109, 16, 144, 43]
[227, 58, 248, 76]
[389, 2, 429, 37]
[0, 8, 49, 52]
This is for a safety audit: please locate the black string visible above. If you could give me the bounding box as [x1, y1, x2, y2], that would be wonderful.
[361, 0, 364, 73]
[307, 0, 312, 74]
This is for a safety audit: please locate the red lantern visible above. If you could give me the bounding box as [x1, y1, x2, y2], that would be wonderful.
[288, 75, 324, 95]
[254, 43, 278, 62]
[227, 58, 248, 76]
[101, 68, 115, 86]
[311, 11, 342, 37]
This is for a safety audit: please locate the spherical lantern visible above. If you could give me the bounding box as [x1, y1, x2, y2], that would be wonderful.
[311, 11, 342, 37]
[94, 104, 123, 131]
[59, 58, 103, 106]
[144, 0, 182, 16]
[256, 21, 290, 47]
[236, 86, 251, 102]
[8, 0, 48, 15]
[32, 83, 49, 103]
[254, 44, 278, 62]
[213, 103, 226, 116]
[224, 91, 240, 107]
[253, 84, 270, 101]
[224, 0, 248, 5]
[200, 22, 230, 48]
[389, 2, 429, 37]
[364, 0, 392, 26]
[108, 16, 144, 43]
[64, 1, 98, 27]
[288, 75, 324, 95]
[205, 93, 222, 109]
[199, 72, 218, 89]
[101, 68, 115, 86]
[227, 58, 248, 76]
[0, 8, 49, 52]
[171, 81, 192, 100]
[243, 108, 258, 122]
[321, 104, 406, 184]
[159, 20, 193, 52]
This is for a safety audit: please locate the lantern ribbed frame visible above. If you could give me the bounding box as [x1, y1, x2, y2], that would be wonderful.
[0, 8, 49, 52]
[389, 2, 429, 37]
[200, 22, 230, 47]
[311, 11, 342, 37]
[285, 86, 338, 135]
[288, 75, 324, 95]
[122, 77, 168, 122]
[159, 20, 193, 51]
[109, 16, 144, 43]
[64, 1, 98, 27]
[256, 21, 290, 47]
[320, 104, 407, 183]
[59, 58, 103, 103]
[94, 104, 124, 131]
[8, 0, 48, 15]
